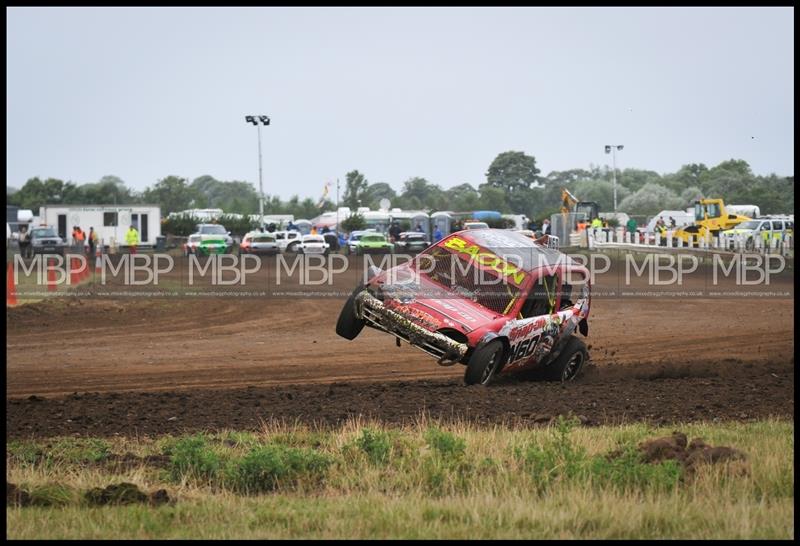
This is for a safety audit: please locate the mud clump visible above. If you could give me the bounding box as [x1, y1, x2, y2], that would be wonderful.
[84, 482, 171, 506]
[637, 431, 748, 473]
[7, 482, 32, 507]
[100, 452, 171, 472]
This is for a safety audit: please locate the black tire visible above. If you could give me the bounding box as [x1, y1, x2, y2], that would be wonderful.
[542, 336, 588, 382]
[464, 340, 505, 386]
[336, 284, 366, 340]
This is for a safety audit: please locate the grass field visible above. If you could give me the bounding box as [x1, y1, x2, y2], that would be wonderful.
[6, 418, 794, 539]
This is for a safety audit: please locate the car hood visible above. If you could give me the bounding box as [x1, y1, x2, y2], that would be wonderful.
[375, 265, 499, 333]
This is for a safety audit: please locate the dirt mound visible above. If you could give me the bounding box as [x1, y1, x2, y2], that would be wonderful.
[84, 482, 171, 506]
[637, 431, 748, 472]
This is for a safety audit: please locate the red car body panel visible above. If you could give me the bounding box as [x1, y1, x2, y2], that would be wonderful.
[360, 229, 591, 376]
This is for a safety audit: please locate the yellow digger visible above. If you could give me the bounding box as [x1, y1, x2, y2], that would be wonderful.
[669, 198, 751, 246]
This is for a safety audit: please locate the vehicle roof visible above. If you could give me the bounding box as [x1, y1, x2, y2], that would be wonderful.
[399, 231, 426, 237]
[444, 229, 571, 272]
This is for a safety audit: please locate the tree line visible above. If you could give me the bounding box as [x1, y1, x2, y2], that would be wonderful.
[7, 153, 794, 222]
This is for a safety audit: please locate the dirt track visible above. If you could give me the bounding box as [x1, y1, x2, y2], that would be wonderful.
[6, 255, 795, 438]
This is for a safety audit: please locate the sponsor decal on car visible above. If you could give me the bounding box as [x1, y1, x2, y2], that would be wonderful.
[440, 236, 526, 285]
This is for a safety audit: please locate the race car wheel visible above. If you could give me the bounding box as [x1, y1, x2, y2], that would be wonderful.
[464, 340, 505, 386]
[336, 284, 366, 340]
[543, 336, 588, 382]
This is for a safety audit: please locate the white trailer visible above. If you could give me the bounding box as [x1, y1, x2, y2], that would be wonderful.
[39, 204, 162, 248]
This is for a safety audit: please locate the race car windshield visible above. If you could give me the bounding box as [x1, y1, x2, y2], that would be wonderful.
[417, 245, 521, 315]
[200, 225, 227, 235]
[253, 236, 275, 242]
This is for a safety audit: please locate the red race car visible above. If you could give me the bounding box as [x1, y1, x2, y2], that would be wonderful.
[336, 229, 591, 386]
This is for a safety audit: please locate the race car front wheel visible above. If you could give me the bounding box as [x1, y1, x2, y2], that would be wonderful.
[542, 335, 588, 382]
[336, 284, 366, 340]
[464, 340, 505, 386]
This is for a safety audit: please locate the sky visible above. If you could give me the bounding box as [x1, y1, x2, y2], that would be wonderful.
[6, 7, 794, 201]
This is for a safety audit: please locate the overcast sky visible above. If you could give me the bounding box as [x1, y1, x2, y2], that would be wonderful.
[6, 7, 794, 200]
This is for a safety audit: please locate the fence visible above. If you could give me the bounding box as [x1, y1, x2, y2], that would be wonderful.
[586, 228, 794, 256]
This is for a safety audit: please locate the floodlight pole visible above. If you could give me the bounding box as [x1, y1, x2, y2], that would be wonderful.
[257, 123, 264, 228]
[336, 178, 340, 235]
[605, 144, 624, 212]
[245, 115, 270, 228]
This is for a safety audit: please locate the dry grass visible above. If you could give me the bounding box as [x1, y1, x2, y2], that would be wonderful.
[6, 418, 794, 539]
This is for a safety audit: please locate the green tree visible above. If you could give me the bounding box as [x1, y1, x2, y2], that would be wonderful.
[486, 151, 541, 194]
[343, 170, 369, 209]
[477, 184, 509, 212]
[340, 212, 367, 233]
[363, 182, 397, 209]
[142, 176, 196, 215]
[398, 177, 446, 210]
[618, 183, 684, 216]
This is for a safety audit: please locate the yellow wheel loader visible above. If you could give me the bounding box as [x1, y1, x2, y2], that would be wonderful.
[669, 198, 751, 247]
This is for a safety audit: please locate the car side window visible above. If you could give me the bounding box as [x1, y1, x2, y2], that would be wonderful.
[771, 221, 783, 230]
[760, 222, 770, 231]
[520, 274, 559, 319]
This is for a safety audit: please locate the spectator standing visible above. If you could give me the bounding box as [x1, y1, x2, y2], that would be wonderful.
[88, 227, 98, 257]
[626, 217, 638, 243]
[18, 224, 31, 258]
[74, 226, 86, 251]
[669, 216, 676, 228]
[541, 218, 551, 235]
[433, 226, 443, 243]
[125, 224, 140, 254]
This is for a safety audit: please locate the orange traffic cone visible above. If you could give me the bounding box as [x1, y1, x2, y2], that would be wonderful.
[7, 262, 17, 306]
[47, 258, 57, 292]
[70, 257, 79, 285]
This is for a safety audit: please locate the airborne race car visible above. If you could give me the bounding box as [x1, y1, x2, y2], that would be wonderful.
[336, 229, 591, 386]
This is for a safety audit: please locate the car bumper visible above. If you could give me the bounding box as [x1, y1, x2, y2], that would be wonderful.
[32, 247, 66, 255]
[355, 291, 468, 366]
[242, 247, 279, 255]
[358, 247, 392, 253]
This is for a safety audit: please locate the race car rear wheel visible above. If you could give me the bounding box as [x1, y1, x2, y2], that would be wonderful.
[464, 340, 505, 386]
[336, 284, 366, 340]
[543, 335, 588, 382]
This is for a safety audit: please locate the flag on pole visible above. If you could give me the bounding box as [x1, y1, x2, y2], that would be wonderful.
[561, 188, 578, 215]
[317, 180, 332, 208]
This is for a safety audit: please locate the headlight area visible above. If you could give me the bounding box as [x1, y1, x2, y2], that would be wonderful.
[356, 291, 467, 366]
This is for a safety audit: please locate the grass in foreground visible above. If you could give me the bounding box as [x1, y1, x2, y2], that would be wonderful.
[6, 418, 794, 539]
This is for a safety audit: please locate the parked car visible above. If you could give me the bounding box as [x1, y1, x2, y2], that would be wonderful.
[394, 232, 429, 254]
[29, 226, 67, 257]
[345, 230, 376, 255]
[194, 224, 234, 249]
[183, 234, 202, 256]
[298, 234, 329, 255]
[336, 229, 591, 386]
[722, 217, 794, 250]
[195, 237, 228, 256]
[351, 232, 394, 255]
[274, 230, 303, 253]
[239, 231, 279, 256]
[464, 221, 490, 230]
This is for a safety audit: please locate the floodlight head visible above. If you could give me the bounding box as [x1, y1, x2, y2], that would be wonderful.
[245, 115, 257, 125]
[604, 145, 611, 154]
[617, 145, 624, 151]
[259, 115, 271, 125]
